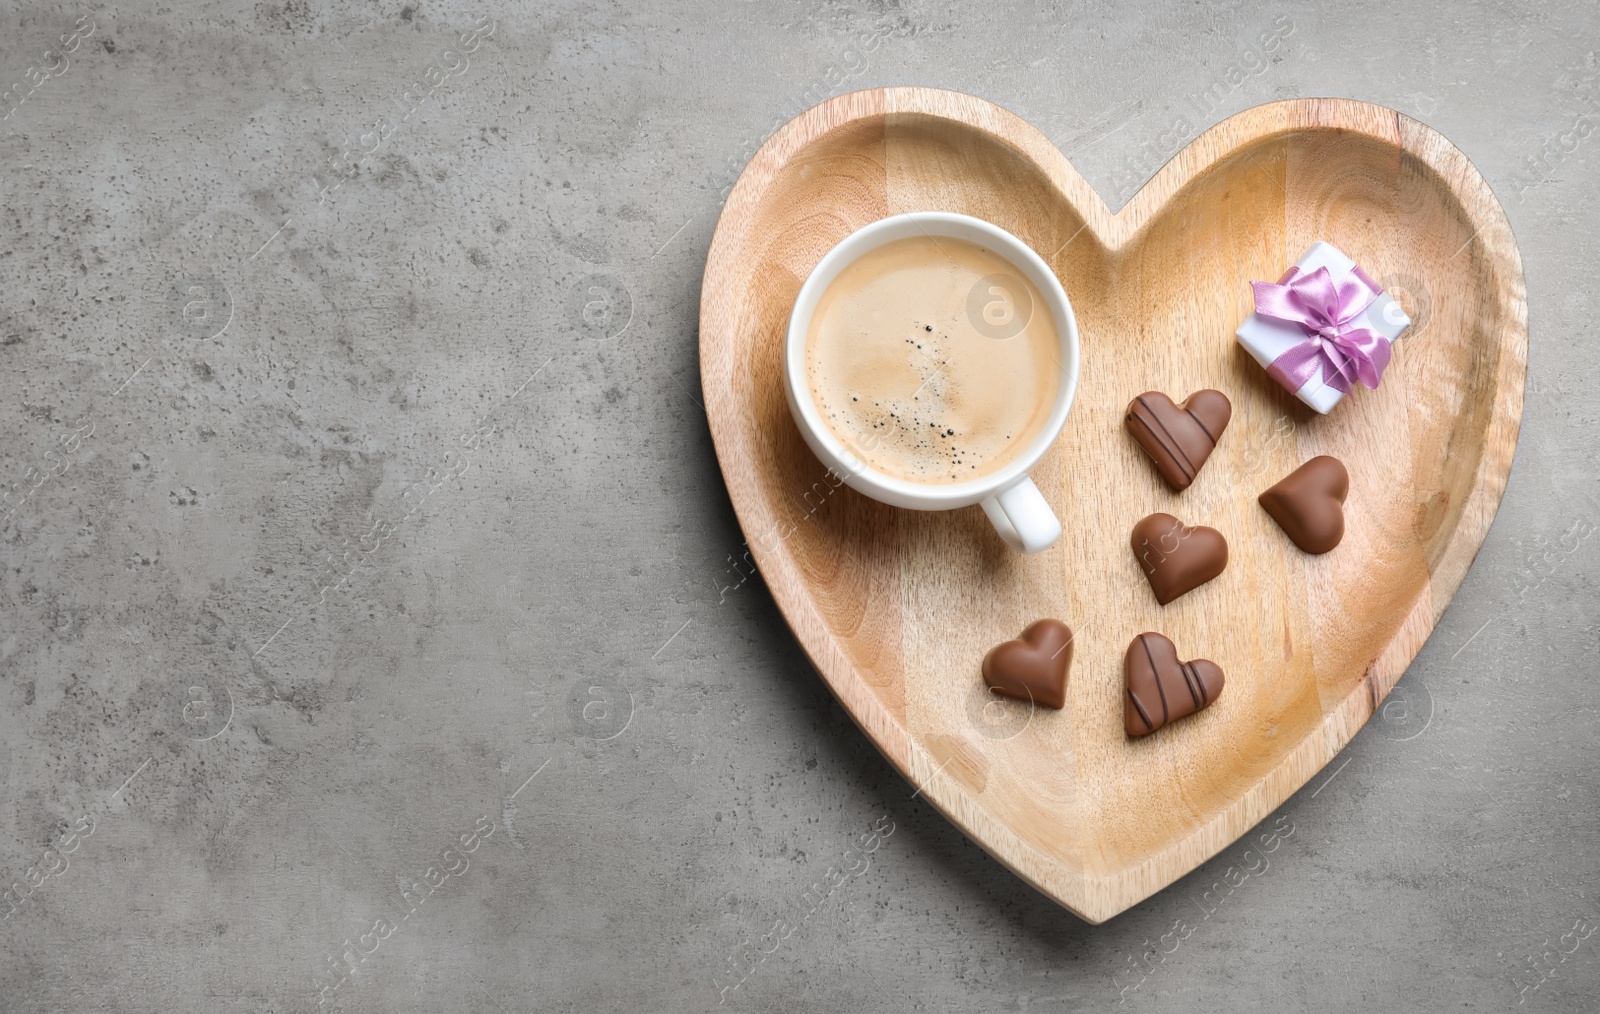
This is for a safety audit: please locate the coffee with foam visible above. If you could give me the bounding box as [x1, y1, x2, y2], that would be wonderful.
[804, 234, 1061, 485]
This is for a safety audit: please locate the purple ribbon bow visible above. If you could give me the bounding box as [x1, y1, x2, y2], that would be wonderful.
[1251, 264, 1391, 395]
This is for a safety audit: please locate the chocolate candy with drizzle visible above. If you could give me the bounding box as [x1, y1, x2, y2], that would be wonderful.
[1123, 632, 1225, 737]
[1124, 390, 1232, 491]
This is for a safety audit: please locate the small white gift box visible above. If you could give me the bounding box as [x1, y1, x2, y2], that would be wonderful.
[1236, 241, 1411, 414]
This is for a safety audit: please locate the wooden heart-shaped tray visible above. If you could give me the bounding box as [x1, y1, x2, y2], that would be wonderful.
[698, 88, 1525, 923]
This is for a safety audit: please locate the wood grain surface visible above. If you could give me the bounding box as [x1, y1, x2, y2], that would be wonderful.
[698, 88, 1526, 924]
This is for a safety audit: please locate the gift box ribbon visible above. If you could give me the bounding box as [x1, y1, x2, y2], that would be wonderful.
[1251, 264, 1392, 395]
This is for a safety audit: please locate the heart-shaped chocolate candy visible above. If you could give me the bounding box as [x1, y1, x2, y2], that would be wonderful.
[1259, 455, 1349, 554]
[1125, 390, 1232, 491]
[981, 619, 1074, 710]
[1130, 512, 1228, 605]
[1124, 632, 1225, 737]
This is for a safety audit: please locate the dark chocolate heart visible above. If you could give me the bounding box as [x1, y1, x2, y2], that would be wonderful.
[1124, 632, 1225, 737]
[1130, 512, 1228, 605]
[981, 619, 1074, 710]
[1259, 455, 1349, 554]
[1124, 390, 1232, 491]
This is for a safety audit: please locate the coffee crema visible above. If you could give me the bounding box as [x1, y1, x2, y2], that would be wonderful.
[804, 234, 1061, 484]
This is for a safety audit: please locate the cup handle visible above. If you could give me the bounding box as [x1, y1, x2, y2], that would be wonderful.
[980, 477, 1062, 554]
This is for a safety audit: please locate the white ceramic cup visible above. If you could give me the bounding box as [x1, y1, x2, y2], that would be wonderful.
[783, 212, 1080, 554]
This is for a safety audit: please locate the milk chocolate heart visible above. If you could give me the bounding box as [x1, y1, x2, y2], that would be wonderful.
[1124, 632, 1225, 737]
[1130, 512, 1228, 605]
[981, 619, 1073, 710]
[1259, 455, 1349, 554]
[1125, 390, 1232, 491]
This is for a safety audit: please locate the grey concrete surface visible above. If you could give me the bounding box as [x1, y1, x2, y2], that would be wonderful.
[0, 0, 1595, 1011]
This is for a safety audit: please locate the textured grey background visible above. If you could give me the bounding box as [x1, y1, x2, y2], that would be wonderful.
[0, 1, 1595, 1011]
